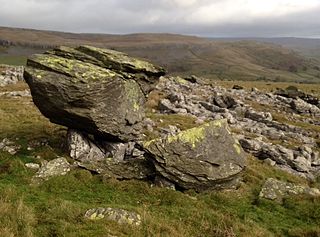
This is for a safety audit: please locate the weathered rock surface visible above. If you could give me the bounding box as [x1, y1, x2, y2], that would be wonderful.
[259, 178, 320, 202]
[0, 64, 24, 86]
[24, 45, 165, 142]
[144, 120, 246, 191]
[32, 157, 71, 183]
[84, 207, 141, 226]
[67, 129, 155, 180]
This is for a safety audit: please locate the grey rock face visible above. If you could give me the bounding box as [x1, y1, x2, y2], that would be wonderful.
[68, 129, 106, 163]
[24, 46, 165, 142]
[144, 120, 246, 191]
[259, 178, 320, 202]
[32, 157, 71, 183]
[84, 207, 141, 226]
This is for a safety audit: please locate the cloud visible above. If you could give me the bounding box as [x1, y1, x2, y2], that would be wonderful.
[0, 0, 319, 37]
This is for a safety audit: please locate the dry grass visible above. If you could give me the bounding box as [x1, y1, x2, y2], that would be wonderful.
[214, 80, 320, 96]
[0, 188, 36, 237]
[0, 92, 64, 141]
[0, 81, 28, 92]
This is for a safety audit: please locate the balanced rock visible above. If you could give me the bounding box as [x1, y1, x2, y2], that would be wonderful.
[144, 120, 246, 191]
[24, 45, 165, 141]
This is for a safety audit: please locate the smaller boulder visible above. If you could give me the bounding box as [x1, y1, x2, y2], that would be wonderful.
[32, 157, 71, 183]
[144, 120, 246, 191]
[259, 178, 320, 202]
[213, 95, 238, 109]
[245, 109, 273, 122]
[232, 85, 244, 90]
[25, 163, 40, 170]
[84, 207, 141, 226]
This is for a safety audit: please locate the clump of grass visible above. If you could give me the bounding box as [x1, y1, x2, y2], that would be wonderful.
[145, 90, 167, 110]
[144, 113, 197, 140]
[0, 188, 36, 237]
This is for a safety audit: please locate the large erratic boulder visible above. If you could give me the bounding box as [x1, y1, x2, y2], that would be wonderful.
[143, 120, 246, 191]
[24, 45, 165, 142]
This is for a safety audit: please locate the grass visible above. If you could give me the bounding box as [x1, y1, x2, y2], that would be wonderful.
[0, 55, 27, 66]
[1, 82, 320, 236]
[214, 80, 320, 96]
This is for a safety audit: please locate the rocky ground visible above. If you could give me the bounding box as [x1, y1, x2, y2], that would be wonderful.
[0, 47, 320, 236]
[154, 76, 320, 181]
[0, 64, 24, 87]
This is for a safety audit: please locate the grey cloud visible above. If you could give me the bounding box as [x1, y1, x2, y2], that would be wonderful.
[0, 0, 319, 37]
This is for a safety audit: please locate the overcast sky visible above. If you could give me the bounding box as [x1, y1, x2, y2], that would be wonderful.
[0, 0, 320, 37]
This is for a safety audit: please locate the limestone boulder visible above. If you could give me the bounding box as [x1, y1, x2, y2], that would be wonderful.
[144, 120, 246, 191]
[24, 45, 165, 142]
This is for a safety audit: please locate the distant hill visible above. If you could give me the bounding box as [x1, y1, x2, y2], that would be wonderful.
[1, 26, 320, 83]
[211, 37, 320, 61]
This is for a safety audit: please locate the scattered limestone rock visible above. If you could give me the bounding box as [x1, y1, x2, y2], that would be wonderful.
[32, 157, 71, 183]
[84, 207, 141, 226]
[259, 178, 320, 202]
[0, 64, 24, 86]
[263, 158, 276, 166]
[25, 163, 40, 170]
[291, 98, 320, 115]
[245, 109, 273, 122]
[154, 77, 320, 179]
[0, 138, 21, 155]
[213, 95, 238, 109]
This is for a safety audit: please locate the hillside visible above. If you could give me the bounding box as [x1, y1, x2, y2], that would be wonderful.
[1, 26, 320, 83]
[212, 37, 320, 61]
